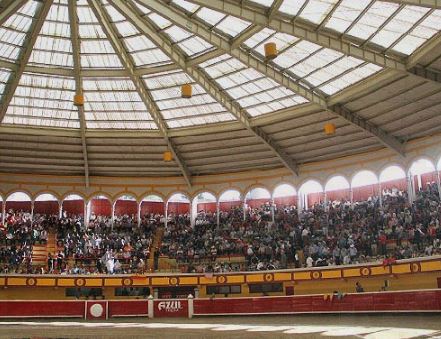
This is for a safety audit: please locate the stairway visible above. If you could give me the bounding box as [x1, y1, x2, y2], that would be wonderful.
[148, 227, 164, 272]
[31, 232, 57, 267]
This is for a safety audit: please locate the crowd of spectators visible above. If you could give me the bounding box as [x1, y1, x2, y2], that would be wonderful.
[1, 183, 441, 275]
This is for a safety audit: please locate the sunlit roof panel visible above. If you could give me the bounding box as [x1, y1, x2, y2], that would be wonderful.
[279, 0, 307, 16]
[299, 0, 340, 25]
[83, 77, 156, 129]
[172, 0, 200, 13]
[166, 113, 235, 128]
[29, 36, 73, 68]
[325, 0, 371, 33]
[4, 72, 79, 128]
[305, 57, 364, 87]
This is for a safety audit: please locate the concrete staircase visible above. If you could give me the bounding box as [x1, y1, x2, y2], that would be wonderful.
[31, 232, 57, 267]
[148, 227, 164, 272]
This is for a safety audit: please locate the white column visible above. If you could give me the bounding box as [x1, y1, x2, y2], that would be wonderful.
[243, 199, 247, 221]
[407, 174, 414, 203]
[187, 294, 194, 319]
[59, 201, 63, 219]
[297, 194, 302, 211]
[164, 202, 168, 228]
[191, 200, 197, 227]
[111, 202, 116, 226]
[436, 171, 441, 201]
[85, 201, 90, 224]
[137, 202, 141, 227]
[216, 200, 220, 228]
[148, 295, 154, 319]
[271, 199, 275, 224]
[378, 182, 383, 207]
[30, 200, 34, 226]
[1, 201, 6, 225]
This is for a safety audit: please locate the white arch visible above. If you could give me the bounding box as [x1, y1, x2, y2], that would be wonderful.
[351, 170, 378, 188]
[245, 187, 271, 200]
[141, 194, 163, 202]
[114, 194, 137, 202]
[409, 158, 436, 175]
[35, 193, 58, 202]
[219, 189, 241, 202]
[6, 192, 31, 202]
[167, 193, 190, 203]
[63, 194, 84, 201]
[193, 192, 216, 203]
[380, 165, 406, 182]
[325, 176, 349, 192]
[273, 183, 297, 198]
[299, 180, 323, 194]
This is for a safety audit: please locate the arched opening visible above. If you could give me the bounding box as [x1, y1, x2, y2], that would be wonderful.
[325, 176, 350, 202]
[192, 192, 217, 227]
[218, 189, 243, 223]
[34, 193, 59, 216]
[273, 184, 297, 207]
[298, 180, 323, 210]
[5, 192, 32, 214]
[113, 195, 138, 229]
[87, 195, 112, 224]
[218, 189, 242, 212]
[140, 195, 165, 217]
[166, 193, 190, 215]
[62, 194, 85, 217]
[245, 187, 271, 209]
[409, 158, 436, 191]
[114, 195, 138, 218]
[380, 165, 407, 195]
[351, 170, 379, 202]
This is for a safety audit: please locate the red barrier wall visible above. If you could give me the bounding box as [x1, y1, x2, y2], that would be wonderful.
[274, 196, 296, 206]
[62, 200, 84, 216]
[326, 189, 350, 202]
[353, 184, 379, 202]
[154, 300, 188, 318]
[381, 178, 407, 192]
[197, 202, 217, 213]
[167, 202, 190, 214]
[141, 201, 165, 215]
[0, 301, 84, 318]
[114, 200, 137, 216]
[90, 199, 111, 217]
[34, 201, 59, 215]
[247, 198, 270, 209]
[108, 300, 149, 317]
[219, 201, 242, 211]
[5, 201, 32, 213]
[193, 290, 441, 315]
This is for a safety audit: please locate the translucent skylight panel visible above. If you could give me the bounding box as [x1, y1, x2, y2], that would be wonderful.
[279, 0, 307, 16]
[347, 3, 400, 40]
[325, 0, 371, 33]
[216, 16, 252, 38]
[305, 57, 364, 87]
[77, 5, 99, 23]
[370, 6, 429, 49]
[157, 93, 214, 110]
[114, 21, 139, 37]
[0, 68, 11, 100]
[275, 41, 322, 69]
[40, 21, 70, 38]
[196, 8, 226, 27]
[391, 10, 441, 55]
[300, 0, 340, 25]
[4, 73, 79, 128]
[3, 11, 33, 33]
[148, 13, 172, 29]
[83, 78, 156, 129]
[165, 25, 192, 42]
[244, 28, 275, 49]
[172, 0, 200, 13]
[179, 36, 214, 57]
[103, 3, 126, 22]
[124, 35, 156, 52]
[215, 68, 262, 89]
[161, 102, 225, 120]
[0, 29, 23, 61]
[166, 113, 235, 128]
[29, 36, 73, 67]
[320, 63, 382, 95]
[46, 2, 69, 23]
[81, 40, 123, 68]
[131, 49, 171, 67]
[289, 49, 343, 78]
[143, 71, 193, 89]
[203, 56, 245, 78]
[247, 96, 308, 117]
[79, 24, 106, 38]
[253, 32, 300, 56]
[250, 0, 274, 7]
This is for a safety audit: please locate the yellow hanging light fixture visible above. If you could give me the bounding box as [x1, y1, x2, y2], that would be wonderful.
[73, 94, 84, 106]
[181, 84, 192, 98]
[163, 150, 173, 162]
[264, 42, 278, 61]
[324, 123, 336, 135]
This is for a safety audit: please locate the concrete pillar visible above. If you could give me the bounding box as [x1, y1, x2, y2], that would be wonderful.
[188, 294, 194, 318]
[58, 201, 63, 219]
[111, 202, 116, 227]
[216, 201, 220, 229]
[271, 199, 275, 224]
[137, 202, 141, 227]
[191, 200, 197, 227]
[1, 201, 6, 225]
[30, 201, 34, 226]
[153, 288, 159, 299]
[436, 171, 441, 201]
[378, 182, 383, 208]
[165, 202, 168, 228]
[148, 295, 154, 319]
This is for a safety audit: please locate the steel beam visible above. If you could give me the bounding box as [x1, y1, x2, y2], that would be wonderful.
[69, 0, 90, 188]
[88, 0, 193, 187]
[111, 0, 299, 176]
[0, 0, 53, 123]
[142, 0, 406, 156]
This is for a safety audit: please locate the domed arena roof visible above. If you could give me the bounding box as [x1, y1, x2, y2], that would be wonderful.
[1, 0, 441, 185]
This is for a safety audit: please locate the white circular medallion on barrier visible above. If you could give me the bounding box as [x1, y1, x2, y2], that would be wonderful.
[90, 303, 104, 317]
